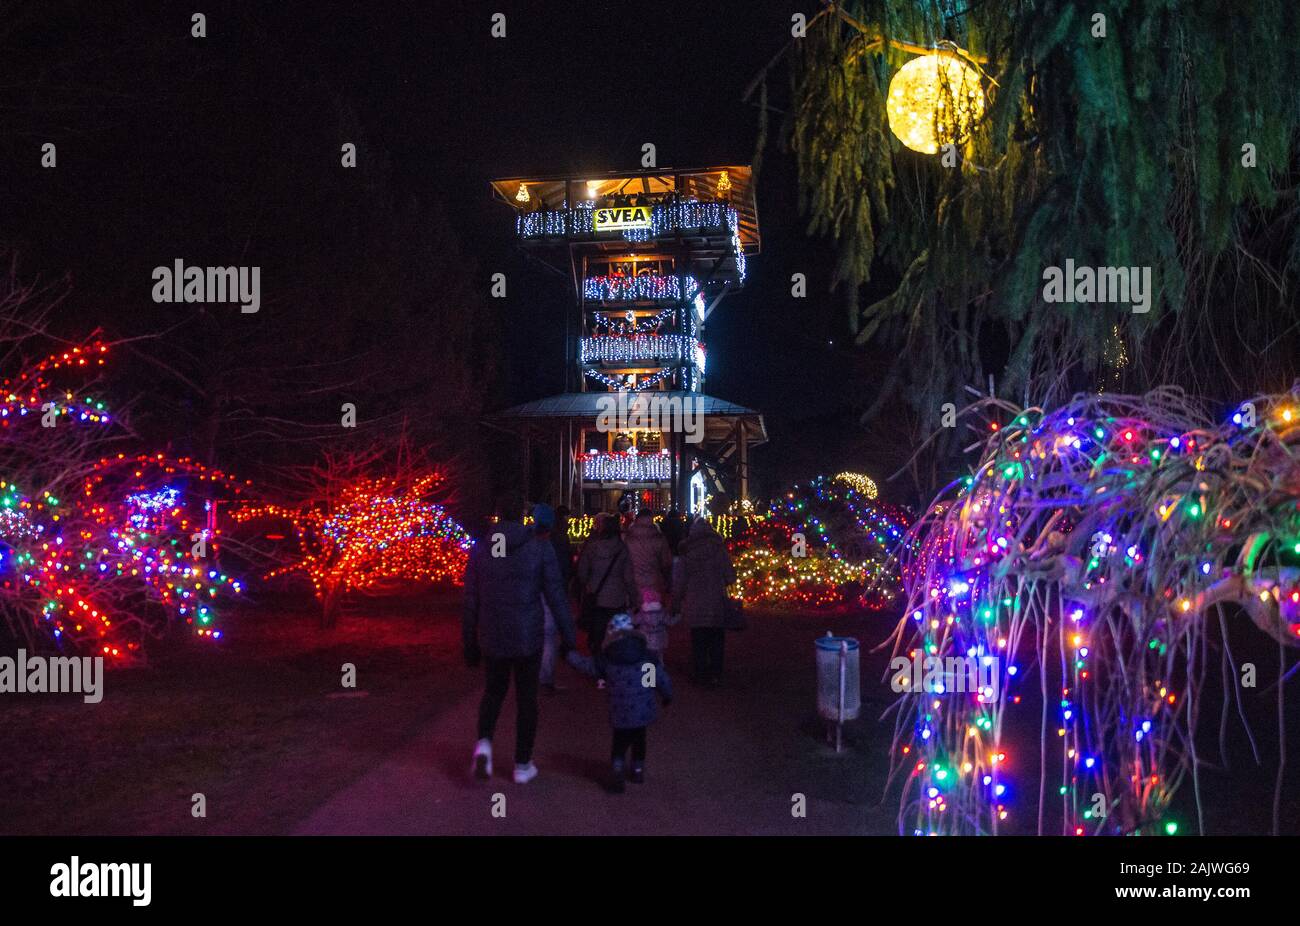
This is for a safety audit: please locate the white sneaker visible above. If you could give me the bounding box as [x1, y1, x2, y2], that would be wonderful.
[513, 762, 538, 784]
[472, 738, 492, 780]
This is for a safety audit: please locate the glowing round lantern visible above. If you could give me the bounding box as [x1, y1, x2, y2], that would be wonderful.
[886, 52, 985, 154]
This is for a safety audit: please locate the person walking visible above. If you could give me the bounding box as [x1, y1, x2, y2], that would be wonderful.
[576, 512, 636, 665]
[566, 613, 673, 792]
[531, 503, 568, 694]
[671, 516, 736, 687]
[537, 503, 576, 693]
[625, 509, 671, 600]
[660, 508, 687, 555]
[624, 509, 673, 651]
[462, 493, 577, 784]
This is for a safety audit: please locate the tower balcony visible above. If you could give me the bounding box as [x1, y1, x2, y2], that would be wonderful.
[579, 334, 705, 370]
[515, 200, 748, 283]
[583, 273, 703, 307]
[583, 449, 672, 483]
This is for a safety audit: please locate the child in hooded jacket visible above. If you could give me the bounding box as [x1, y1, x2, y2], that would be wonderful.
[566, 612, 673, 792]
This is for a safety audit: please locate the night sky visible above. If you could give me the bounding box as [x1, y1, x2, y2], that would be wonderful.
[6, 1, 898, 500]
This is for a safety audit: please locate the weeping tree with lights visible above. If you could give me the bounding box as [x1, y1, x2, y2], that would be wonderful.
[889, 388, 1300, 835]
[232, 441, 473, 628]
[752, 0, 1300, 481]
[0, 266, 247, 661]
[729, 473, 911, 610]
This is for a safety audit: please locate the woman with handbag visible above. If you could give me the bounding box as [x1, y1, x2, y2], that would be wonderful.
[671, 517, 738, 687]
[576, 513, 636, 682]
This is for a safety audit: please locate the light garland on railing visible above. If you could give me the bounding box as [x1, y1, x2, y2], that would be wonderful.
[583, 368, 677, 392]
[579, 335, 703, 366]
[592, 306, 674, 335]
[584, 274, 694, 302]
[518, 200, 747, 283]
[583, 450, 672, 482]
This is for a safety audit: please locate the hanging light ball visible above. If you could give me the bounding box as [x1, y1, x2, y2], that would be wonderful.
[886, 52, 985, 154]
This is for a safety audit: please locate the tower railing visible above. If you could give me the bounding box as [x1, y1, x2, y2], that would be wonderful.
[582, 450, 672, 482]
[579, 334, 704, 368]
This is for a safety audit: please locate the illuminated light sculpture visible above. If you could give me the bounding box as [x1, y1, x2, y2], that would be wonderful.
[894, 387, 1300, 836]
[716, 170, 731, 197]
[234, 472, 472, 606]
[832, 471, 879, 499]
[515, 183, 530, 203]
[727, 476, 910, 610]
[886, 51, 985, 154]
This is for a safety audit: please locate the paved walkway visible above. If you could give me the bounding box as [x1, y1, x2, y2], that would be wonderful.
[293, 610, 897, 835]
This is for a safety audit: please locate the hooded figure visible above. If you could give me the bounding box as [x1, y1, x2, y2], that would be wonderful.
[672, 517, 736, 629]
[625, 511, 672, 597]
[597, 613, 673, 730]
[566, 612, 674, 792]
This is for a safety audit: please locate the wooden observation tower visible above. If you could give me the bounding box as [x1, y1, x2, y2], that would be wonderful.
[489, 165, 765, 517]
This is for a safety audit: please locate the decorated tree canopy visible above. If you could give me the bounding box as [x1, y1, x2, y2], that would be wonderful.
[0, 340, 247, 661]
[234, 470, 473, 604]
[729, 474, 910, 610]
[891, 387, 1300, 835]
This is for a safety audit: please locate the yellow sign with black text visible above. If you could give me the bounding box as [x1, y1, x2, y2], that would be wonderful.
[594, 205, 653, 232]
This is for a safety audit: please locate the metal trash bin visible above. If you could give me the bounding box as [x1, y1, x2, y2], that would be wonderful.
[816, 634, 860, 751]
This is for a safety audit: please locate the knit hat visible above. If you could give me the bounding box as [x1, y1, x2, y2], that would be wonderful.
[607, 612, 635, 635]
[531, 503, 556, 530]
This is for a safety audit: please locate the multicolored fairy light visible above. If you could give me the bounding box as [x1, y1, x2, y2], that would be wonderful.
[894, 388, 1300, 835]
[0, 340, 246, 660]
[727, 475, 909, 610]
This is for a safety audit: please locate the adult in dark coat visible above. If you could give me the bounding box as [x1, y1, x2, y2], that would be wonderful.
[463, 493, 577, 783]
[672, 516, 736, 685]
[659, 508, 687, 555]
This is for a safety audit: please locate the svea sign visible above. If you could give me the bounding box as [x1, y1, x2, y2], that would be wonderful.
[594, 205, 652, 232]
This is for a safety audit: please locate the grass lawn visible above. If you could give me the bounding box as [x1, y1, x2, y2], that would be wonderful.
[1, 589, 464, 835]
